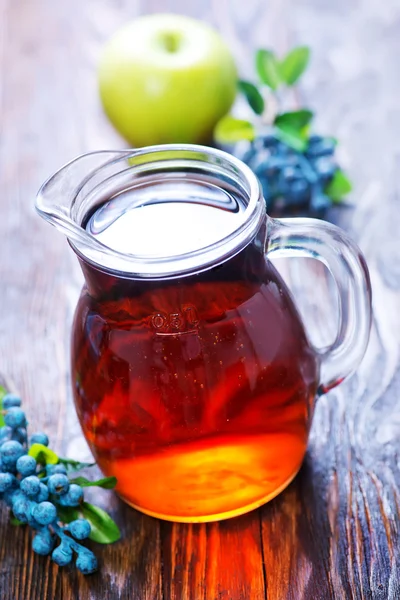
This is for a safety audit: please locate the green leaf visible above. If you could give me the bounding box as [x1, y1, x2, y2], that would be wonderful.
[0, 386, 7, 428]
[57, 506, 80, 524]
[214, 116, 255, 144]
[81, 502, 121, 544]
[274, 125, 308, 152]
[10, 516, 24, 526]
[58, 457, 96, 473]
[28, 443, 58, 465]
[58, 506, 80, 523]
[279, 46, 310, 85]
[325, 169, 353, 202]
[69, 476, 117, 490]
[255, 49, 281, 90]
[273, 110, 313, 152]
[237, 80, 265, 115]
[274, 109, 314, 131]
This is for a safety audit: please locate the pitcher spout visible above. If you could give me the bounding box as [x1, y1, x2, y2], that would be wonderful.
[35, 150, 131, 250]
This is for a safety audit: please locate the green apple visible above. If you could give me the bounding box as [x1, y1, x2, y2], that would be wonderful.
[98, 14, 237, 146]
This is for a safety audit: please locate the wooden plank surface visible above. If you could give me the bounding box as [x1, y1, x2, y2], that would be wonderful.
[1, 0, 400, 598]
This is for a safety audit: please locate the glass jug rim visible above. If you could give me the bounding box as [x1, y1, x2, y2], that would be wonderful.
[37, 144, 265, 279]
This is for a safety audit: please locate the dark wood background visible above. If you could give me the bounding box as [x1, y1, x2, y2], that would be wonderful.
[1, 0, 400, 598]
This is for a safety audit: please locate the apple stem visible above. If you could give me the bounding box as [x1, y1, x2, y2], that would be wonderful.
[160, 32, 181, 53]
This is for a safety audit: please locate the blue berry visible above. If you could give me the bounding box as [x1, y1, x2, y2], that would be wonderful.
[48, 473, 69, 496]
[265, 154, 285, 172]
[52, 541, 73, 566]
[2, 394, 21, 409]
[271, 140, 285, 155]
[65, 483, 83, 504]
[267, 157, 287, 180]
[311, 190, 331, 212]
[306, 137, 335, 158]
[2, 489, 15, 507]
[76, 548, 98, 575]
[0, 472, 15, 492]
[52, 464, 67, 475]
[0, 440, 25, 469]
[12, 496, 30, 523]
[32, 529, 54, 556]
[32, 501, 57, 525]
[313, 157, 336, 181]
[253, 159, 272, 179]
[37, 482, 49, 502]
[58, 484, 83, 507]
[281, 165, 300, 182]
[16, 455, 37, 477]
[307, 134, 323, 146]
[30, 432, 49, 447]
[0, 426, 12, 442]
[10, 489, 25, 504]
[69, 519, 91, 540]
[260, 134, 279, 149]
[297, 154, 318, 185]
[20, 475, 41, 499]
[286, 179, 309, 203]
[4, 408, 27, 429]
[13, 427, 27, 445]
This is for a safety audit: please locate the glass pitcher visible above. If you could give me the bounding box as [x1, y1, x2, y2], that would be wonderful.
[36, 145, 371, 523]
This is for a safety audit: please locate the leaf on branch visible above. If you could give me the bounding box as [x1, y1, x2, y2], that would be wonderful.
[238, 80, 265, 115]
[279, 46, 311, 85]
[255, 49, 281, 90]
[214, 116, 256, 144]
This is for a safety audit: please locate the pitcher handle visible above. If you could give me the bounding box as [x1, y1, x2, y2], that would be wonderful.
[266, 217, 372, 394]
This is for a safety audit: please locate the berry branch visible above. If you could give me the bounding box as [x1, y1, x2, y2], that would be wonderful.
[0, 386, 120, 574]
[214, 45, 352, 217]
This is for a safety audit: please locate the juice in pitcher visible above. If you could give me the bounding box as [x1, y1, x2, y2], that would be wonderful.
[71, 181, 318, 522]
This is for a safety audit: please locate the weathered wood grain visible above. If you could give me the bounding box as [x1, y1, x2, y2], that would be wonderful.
[202, 514, 265, 600]
[161, 513, 266, 600]
[1, 0, 400, 598]
[161, 522, 208, 599]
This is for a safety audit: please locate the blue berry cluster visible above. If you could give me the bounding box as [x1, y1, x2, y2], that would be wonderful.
[0, 393, 97, 574]
[240, 133, 338, 217]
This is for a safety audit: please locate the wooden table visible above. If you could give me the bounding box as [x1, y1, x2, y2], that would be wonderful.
[1, 1, 399, 598]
